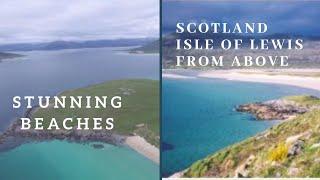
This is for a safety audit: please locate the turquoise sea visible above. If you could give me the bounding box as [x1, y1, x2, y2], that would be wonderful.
[0, 141, 158, 180]
[162, 78, 320, 176]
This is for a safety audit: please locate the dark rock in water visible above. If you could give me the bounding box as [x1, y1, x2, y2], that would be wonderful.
[162, 142, 174, 151]
[91, 143, 104, 149]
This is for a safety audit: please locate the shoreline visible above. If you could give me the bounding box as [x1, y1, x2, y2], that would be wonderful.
[125, 136, 159, 164]
[0, 119, 159, 164]
[1, 105, 159, 164]
[0, 79, 160, 164]
[163, 68, 320, 177]
[167, 95, 320, 178]
[164, 69, 320, 92]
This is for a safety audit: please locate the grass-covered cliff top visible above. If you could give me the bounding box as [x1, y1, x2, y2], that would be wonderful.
[32, 79, 159, 147]
[184, 95, 320, 178]
[283, 95, 320, 107]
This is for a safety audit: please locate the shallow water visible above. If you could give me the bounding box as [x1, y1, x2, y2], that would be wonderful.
[162, 77, 320, 176]
[0, 141, 159, 179]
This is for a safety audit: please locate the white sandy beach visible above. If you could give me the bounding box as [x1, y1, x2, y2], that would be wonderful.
[125, 136, 159, 164]
[163, 73, 196, 79]
[164, 69, 320, 92]
[198, 69, 320, 92]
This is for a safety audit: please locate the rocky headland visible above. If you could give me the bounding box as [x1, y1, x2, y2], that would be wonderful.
[0, 117, 125, 150]
[0, 79, 160, 164]
[0, 103, 124, 147]
[236, 95, 320, 120]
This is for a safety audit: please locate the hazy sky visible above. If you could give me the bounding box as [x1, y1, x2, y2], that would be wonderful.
[163, 1, 320, 36]
[0, 0, 159, 44]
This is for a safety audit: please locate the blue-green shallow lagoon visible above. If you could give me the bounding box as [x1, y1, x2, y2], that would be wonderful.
[0, 140, 159, 180]
[162, 78, 320, 176]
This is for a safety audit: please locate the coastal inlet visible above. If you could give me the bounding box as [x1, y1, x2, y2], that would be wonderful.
[161, 77, 320, 177]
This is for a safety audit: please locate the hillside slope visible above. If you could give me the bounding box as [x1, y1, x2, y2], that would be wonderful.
[184, 95, 320, 178]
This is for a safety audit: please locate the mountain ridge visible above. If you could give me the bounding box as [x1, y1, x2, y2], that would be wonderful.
[0, 38, 156, 52]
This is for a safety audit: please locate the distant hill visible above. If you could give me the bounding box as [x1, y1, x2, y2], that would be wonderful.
[0, 38, 155, 52]
[0, 52, 23, 61]
[162, 33, 320, 69]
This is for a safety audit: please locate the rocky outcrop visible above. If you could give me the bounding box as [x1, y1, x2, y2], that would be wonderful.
[236, 99, 309, 120]
[0, 118, 125, 149]
[287, 140, 304, 157]
[285, 131, 312, 144]
[235, 155, 255, 177]
[92, 143, 104, 149]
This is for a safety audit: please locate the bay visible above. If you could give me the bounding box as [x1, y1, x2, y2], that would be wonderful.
[162, 77, 320, 176]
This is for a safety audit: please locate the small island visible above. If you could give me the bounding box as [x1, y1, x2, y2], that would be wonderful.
[0, 52, 23, 62]
[182, 95, 320, 178]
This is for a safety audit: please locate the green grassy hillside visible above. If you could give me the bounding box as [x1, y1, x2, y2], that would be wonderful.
[284, 95, 320, 107]
[31, 79, 159, 146]
[184, 95, 320, 178]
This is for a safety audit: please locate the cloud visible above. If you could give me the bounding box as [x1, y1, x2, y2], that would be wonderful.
[0, 0, 159, 43]
[163, 1, 320, 36]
